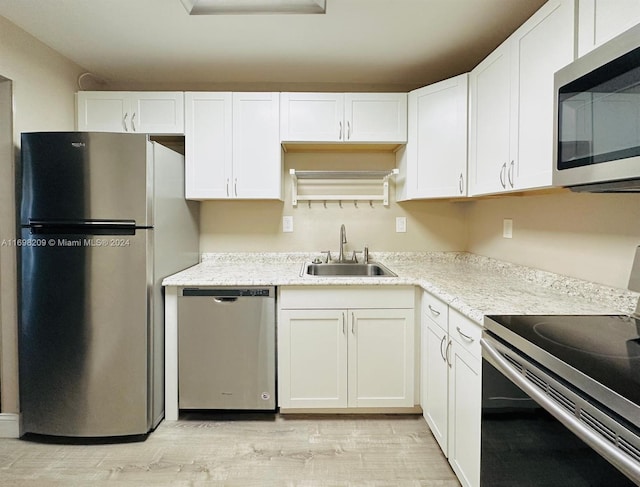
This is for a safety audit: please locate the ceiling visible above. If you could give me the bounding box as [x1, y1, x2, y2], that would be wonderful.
[0, 0, 547, 91]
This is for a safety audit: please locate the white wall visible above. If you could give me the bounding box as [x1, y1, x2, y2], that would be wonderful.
[467, 190, 640, 289]
[199, 151, 469, 254]
[0, 15, 86, 413]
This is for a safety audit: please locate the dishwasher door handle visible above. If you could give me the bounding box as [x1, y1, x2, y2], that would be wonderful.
[213, 297, 239, 303]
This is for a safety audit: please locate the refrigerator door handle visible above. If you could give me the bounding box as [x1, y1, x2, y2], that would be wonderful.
[28, 219, 137, 228]
[27, 219, 138, 235]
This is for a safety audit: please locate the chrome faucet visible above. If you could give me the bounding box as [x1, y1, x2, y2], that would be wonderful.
[338, 224, 347, 263]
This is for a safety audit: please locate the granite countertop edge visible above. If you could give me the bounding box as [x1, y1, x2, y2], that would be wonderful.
[162, 251, 639, 324]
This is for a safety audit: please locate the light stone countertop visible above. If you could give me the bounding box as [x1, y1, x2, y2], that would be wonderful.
[162, 252, 639, 324]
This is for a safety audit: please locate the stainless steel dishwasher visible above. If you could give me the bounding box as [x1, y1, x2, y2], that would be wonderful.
[177, 287, 276, 410]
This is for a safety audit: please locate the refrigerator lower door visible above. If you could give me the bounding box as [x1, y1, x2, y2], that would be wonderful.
[19, 228, 152, 437]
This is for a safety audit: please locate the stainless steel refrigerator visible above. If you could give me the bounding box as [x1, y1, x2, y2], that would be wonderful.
[18, 132, 199, 437]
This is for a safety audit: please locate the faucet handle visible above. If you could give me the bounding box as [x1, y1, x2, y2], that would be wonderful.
[363, 245, 369, 264]
[320, 250, 332, 263]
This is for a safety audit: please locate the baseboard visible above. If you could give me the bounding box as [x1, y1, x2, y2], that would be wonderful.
[0, 413, 21, 438]
[279, 406, 423, 415]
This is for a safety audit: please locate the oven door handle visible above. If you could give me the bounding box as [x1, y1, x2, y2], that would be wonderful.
[481, 337, 640, 483]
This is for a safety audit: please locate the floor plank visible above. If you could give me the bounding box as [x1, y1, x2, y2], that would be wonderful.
[0, 413, 460, 486]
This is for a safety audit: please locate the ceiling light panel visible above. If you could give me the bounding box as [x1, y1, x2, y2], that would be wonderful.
[180, 0, 326, 15]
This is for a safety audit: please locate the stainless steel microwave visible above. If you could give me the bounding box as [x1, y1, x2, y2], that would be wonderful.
[554, 23, 640, 192]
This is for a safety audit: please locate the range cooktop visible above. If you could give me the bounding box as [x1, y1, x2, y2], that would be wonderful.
[485, 314, 640, 426]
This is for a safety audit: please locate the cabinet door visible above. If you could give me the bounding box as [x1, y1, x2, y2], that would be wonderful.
[278, 309, 348, 409]
[578, 0, 640, 56]
[130, 92, 184, 134]
[512, 0, 575, 191]
[184, 92, 233, 199]
[423, 318, 449, 453]
[348, 308, 414, 408]
[344, 93, 407, 143]
[405, 75, 468, 198]
[468, 41, 512, 196]
[77, 91, 129, 132]
[232, 92, 282, 199]
[280, 93, 344, 142]
[448, 341, 481, 487]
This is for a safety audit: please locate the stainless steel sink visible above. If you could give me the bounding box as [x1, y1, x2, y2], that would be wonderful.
[303, 262, 397, 277]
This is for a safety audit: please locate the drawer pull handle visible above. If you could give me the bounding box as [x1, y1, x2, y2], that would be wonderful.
[428, 305, 441, 317]
[456, 326, 474, 342]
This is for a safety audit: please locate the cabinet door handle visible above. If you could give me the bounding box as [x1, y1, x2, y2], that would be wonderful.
[508, 160, 515, 188]
[338, 121, 343, 140]
[226, 178, 230, 197]
[122, 112, 129, 132]
[439, 335, 447, 362]
[234, 178, 238, 197]
[351, 312, 355, 334]
[342, 312, 346, 335]
[459, 173, 464, 194]
[428, 305, 441, 317]
[131, 112, 137, 132]
[347, 120, 351, 140]
[456, 326, 474, 342]
[446, 339, 452, 368]
[499, 162, 507, 188]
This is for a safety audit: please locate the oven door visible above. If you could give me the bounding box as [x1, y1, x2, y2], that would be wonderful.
[480, 332, 640, 486]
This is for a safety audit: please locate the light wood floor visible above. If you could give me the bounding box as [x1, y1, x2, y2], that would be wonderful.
[0, 413, 460, 486]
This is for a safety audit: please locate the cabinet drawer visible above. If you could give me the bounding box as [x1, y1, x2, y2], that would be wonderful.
[422, 292, 448, 331]
[449, 308, 482, 358]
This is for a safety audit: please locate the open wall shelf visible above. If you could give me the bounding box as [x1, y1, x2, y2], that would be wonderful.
[289, 168, 399, 207]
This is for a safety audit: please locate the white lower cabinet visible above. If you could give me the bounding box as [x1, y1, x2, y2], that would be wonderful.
[448, 337, 481, 487]
[278, 287, 415, 410]
[421, 291, 481, 487]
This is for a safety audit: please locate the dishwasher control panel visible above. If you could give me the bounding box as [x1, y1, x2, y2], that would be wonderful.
[182, 287, 273, 298]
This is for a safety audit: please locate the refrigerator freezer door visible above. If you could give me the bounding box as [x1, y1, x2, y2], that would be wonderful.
[20, 132, 152, 226]
[19, 228, 151, 436]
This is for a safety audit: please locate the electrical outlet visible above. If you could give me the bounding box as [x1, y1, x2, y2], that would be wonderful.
[503, 218, 513, 239]
[282, 216, 293, 233]
[396, 216, 407, 233]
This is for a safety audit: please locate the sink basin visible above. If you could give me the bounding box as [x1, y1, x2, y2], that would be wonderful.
[303, 262, 397, 277]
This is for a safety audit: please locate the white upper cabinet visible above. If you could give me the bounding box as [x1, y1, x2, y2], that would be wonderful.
[280, 93, 344, 142]
[232, 92, 282, 199]
[184, 92, 282, 200]
[578, 0, 640, 56]
[344, 94, 407, 143]
[469, 0, 576, 196]
[77, 91, 184, 134]
[512, 0, 577, 191]
[280, 92, 407, 143]
[184, 92, 233, 199]
[397, 73, 468, 200]
[469, 41, 512, 196]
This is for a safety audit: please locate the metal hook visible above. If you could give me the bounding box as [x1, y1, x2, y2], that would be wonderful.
[354, 200, 358, 208]
[339, 200, 343, 208]
[369, 200, 374, 208]
[308, 200, 311, 209]
[323, 200, 327, 208]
